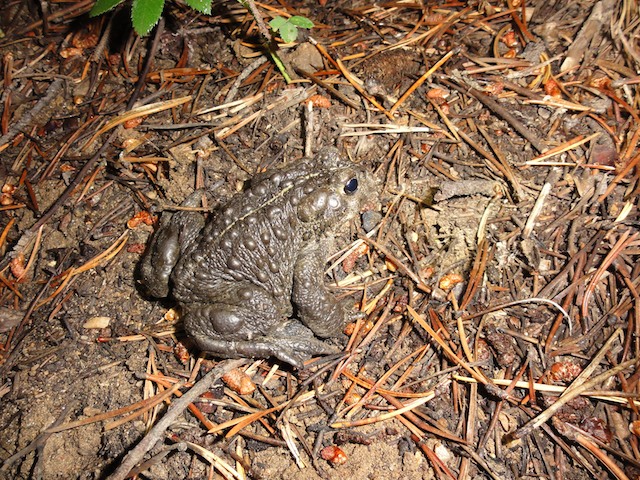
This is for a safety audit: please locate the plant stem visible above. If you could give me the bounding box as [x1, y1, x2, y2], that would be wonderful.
[238, 0, 291, 83]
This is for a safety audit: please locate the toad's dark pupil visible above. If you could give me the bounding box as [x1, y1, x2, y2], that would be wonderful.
[344, 177, 358, 195]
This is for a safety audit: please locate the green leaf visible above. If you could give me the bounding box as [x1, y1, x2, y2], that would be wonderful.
[185, 0, 211, 14]
[288, 16, 313, 29]
[90, 0, 125, 17]
[269, 16, 286, 31]
[278, 21, 297, 43]
[131, 0, 164, 35]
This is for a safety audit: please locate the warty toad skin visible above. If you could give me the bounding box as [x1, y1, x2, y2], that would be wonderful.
[138, 147, 377, 368]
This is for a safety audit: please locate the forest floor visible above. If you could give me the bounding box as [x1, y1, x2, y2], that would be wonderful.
[1, 0, 640, 479]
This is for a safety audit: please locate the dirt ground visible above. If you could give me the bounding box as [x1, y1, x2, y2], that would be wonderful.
[1, 0, 639, 479]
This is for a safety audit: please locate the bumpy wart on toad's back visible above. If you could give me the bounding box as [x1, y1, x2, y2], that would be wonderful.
[138, 147, 377, 368]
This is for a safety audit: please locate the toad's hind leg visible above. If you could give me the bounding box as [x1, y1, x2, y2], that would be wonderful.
[185, 333, 337, 370]
[181, 285, 338, 369]
[138, 190, 206, 298]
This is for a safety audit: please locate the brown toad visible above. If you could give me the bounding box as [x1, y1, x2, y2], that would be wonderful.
[138, 147, 376, 368]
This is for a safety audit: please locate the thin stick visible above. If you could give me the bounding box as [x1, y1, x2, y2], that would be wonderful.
[506, 359, 636, 441]
[107, 359, 245, 480]
[389, 49, 456, 114]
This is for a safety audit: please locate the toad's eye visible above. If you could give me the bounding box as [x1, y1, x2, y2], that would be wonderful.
[343, 177, 359, 195]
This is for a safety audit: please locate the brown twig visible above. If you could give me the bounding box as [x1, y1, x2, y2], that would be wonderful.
[107, 359, 245, 480]
[442, 77, 547, 153]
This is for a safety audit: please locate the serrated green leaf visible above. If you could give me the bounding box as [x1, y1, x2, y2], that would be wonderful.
[279, 21, 297, 43]
[269, 16, 286, 31]
[131, 0, 164, 35]
[288, 16, 313, 29]
[90, 0, 125, 17]
[184, 0, 211, 14]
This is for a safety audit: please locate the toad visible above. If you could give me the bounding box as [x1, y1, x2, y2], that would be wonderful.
[138, 147, 377, 368]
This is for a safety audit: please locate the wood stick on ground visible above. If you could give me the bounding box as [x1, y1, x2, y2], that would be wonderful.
[107, 359, 245, 480]
[561, 0, 614, 72]
[442, 77, 546, 153]
[506, 358, 635, 442]
[0, 78, 64, 149]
